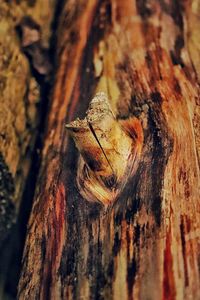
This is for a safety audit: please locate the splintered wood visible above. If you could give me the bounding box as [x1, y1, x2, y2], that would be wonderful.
[66, 92, 143, 207]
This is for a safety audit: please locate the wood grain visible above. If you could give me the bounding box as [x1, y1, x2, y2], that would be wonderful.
[18, 1, 200, 299]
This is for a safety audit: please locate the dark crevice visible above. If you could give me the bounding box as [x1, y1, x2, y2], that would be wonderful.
[0, 153, 15, 247]
[136, 0, 155, 19]
[4, 73, 52, 300]
[2, 0, 66, 297]
[180, 216, 189, 287]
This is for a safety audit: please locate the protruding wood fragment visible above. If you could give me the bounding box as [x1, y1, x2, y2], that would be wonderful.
[66, 92, 143, 207]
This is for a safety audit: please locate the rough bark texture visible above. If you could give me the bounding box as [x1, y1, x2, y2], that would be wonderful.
[18, 1, 200, 299]
[0, 0, 55, 298]
[0, 0, 55, 243]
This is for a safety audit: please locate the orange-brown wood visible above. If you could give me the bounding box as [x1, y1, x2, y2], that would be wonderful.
[18, 1, 200, 299]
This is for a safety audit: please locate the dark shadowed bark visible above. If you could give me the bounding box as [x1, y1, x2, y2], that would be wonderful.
[0, 1, 55, 298]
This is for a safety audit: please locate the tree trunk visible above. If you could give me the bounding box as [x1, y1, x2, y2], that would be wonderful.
[0, 0, 55, 243]
[18, 1, 200, 299]
[0, 0, 55, 298]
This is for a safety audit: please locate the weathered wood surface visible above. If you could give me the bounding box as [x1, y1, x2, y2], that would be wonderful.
[18, 1, 200, 299]
[0, 0, 55, 244]
[0, 1, 55, 298]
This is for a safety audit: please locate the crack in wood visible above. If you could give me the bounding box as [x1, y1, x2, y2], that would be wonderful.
[66, 92, 143, 207]
[87, 119, 115, 176]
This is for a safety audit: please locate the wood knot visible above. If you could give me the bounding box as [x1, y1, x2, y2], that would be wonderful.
[66, 92, 143, 208]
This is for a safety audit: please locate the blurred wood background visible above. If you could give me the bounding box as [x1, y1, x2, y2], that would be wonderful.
[0, 0, 200, 299]
[0, 0, 55, 298]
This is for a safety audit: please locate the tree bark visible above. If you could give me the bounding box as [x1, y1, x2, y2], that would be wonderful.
[0, 0, 55, 243]
[0, 0, 55, 298]
[18, 1, 200, 299]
